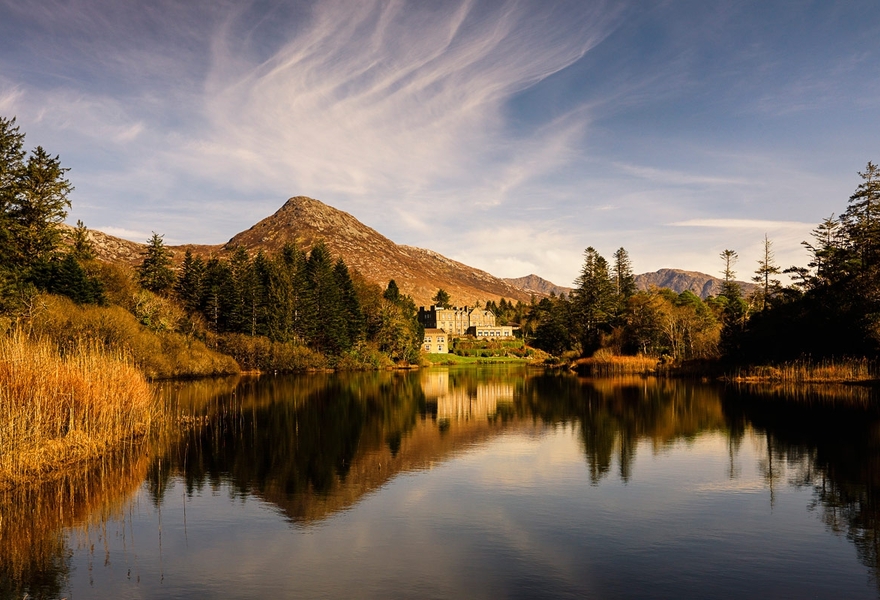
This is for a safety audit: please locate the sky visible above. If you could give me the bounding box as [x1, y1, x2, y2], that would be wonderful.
[2, 0, 879, 287]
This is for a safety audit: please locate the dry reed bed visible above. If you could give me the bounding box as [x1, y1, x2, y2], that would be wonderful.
[728, 358, 879, 384]
[575, 351, 659, 376]
[0, 333, 157, 487]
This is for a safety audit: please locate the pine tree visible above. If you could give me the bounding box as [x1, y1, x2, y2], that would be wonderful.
[304, 242, 346, 354]
[611, 247, 637, 301]
[138, 232, 175, 294]
[573, 247, 615, 355]
[0, 117, 25, 274]
[751, 235, 781, 311]
[432, 288, 451, 307]
[175, 249, 205, 314]
[8, 146, 73, 268]
[334, 258, 364, 350]
[71, 219, 95, 261]
[383, 279, 401, 303]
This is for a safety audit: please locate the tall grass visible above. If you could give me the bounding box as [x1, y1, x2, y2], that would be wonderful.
[26, 294, 239, 379]
[575, 349, 659, 376]
[727, 358, 879, 383]
[0, 333, 157, 487]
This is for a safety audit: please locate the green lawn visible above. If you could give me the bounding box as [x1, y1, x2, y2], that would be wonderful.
[423, 353, 530, 365]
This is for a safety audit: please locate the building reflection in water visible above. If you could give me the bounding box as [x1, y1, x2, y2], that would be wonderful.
[421, 369, 514, 422]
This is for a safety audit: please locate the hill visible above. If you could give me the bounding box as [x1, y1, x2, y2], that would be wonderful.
[503, 275, 573, 298]
[71, 196, 532, 306]
[634, 268, 757, 299]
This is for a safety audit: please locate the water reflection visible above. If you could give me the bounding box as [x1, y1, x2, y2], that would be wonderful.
[3, 368, 880, 597]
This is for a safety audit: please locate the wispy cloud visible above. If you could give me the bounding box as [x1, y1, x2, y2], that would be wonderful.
[670, 218, 815, 230]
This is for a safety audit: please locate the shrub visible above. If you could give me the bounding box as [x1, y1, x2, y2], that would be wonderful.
[24, 294, 238, 379]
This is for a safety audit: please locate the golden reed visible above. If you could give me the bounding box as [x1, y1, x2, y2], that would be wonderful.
[0, 332, 157, 487]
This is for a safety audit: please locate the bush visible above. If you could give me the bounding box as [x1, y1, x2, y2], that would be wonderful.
[24, 294, 238, 379]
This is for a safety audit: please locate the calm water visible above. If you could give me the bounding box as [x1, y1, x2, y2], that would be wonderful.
[3, 367, 880, 599]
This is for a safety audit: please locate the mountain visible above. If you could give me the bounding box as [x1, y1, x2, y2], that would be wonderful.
[68, 197, 758, 305]
[72, 196, 533, 306]
[502, 269, 759, 301]
[503, 275, 573, 298]
[634, 268, 758, 299]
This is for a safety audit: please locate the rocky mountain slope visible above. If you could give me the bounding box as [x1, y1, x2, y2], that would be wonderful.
[72, 196, 533, 306]
[504, 270, 758, 300]
[503, 275, 573, 297]
[634, 268, 757, 299]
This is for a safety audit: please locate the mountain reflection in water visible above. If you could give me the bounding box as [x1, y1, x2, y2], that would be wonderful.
[4, 368, 880, 598]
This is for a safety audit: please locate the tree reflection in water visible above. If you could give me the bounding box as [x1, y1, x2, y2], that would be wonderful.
[3, 368, 880, 595]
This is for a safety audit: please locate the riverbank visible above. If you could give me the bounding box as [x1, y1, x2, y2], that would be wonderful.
[0, 333, 157, 489]
[422, 353, 535, 366]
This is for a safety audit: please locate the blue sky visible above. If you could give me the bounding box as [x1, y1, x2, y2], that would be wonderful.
[2, 0, 879, 286]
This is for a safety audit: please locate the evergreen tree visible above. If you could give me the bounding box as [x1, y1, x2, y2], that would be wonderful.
[304, 242, 346, 354]
[201, 257, 229, 332]
[752, 235, 781, 311]
[719, 249, 747, 354]
[71, 219, 95, 260]
[573, 247, 615, 355]
[38, 252, 104, 304]
[138, 232, 175, 294]
[8, 146, 73, 267]
[0, 117, 25, 275]
[383, 279, 401, 303]
[265, 242, 306, 342]
[432, 288, 451, 307]
[334, 258, 364, 349]
[175, 249, 205, 314]
[611, 247, 637, 301]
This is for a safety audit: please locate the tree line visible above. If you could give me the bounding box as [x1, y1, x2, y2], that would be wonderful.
[139, 235, 422, 361]
[532, 162, 880, 363]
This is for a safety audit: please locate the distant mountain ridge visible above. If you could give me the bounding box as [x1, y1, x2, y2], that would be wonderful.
[634, 268, 757, 299]
[505, 270, 756, 300]
[503, 275, 573, 298]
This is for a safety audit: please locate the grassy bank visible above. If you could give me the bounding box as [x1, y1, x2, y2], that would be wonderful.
[423, 353, 531, 365]
[0, 333, 157, 487]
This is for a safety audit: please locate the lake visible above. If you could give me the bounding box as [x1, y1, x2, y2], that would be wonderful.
[3, 366, 880, 599]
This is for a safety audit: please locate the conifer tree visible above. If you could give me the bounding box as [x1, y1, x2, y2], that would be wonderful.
[9, 146, 73, 267]
[334, 258, 364, 349]
[432, 288, 451, 307]
[304, 242, 346, 354]
[0, 117, 25, 274]
[175, 249, 205, 314]
[71, 220, 95, 261]
[752, 235, 781, 311]
[138, 232, 175, 294]
[611, 247, 637, 301]
[573, 247, 615, 354]
[383, 279, 401, 303]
